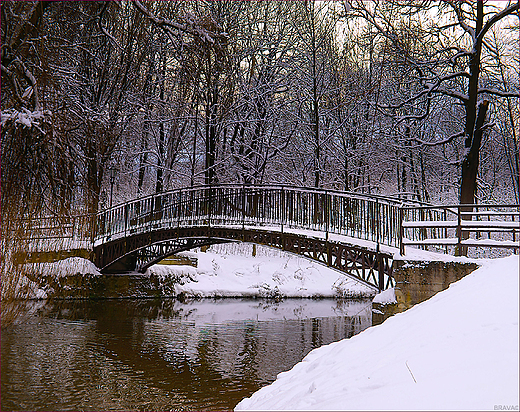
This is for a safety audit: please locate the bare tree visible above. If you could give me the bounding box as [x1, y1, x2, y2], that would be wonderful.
[349, 0, 519, 205]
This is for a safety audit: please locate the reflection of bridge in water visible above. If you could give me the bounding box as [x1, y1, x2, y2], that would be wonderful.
[21, 185, 519, 293]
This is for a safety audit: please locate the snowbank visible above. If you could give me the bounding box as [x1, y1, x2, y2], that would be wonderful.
[146, 244, 375, 299]
[235, 255, 519, 411]
[372, 287, 396, 304]
[20, 257, 101, 299]
[20, 244, 375, 299]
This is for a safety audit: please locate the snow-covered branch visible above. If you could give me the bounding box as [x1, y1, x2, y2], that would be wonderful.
[476, 2, 519, 46]
[477, 88, 519, 99]
[132, 0, 228, 47]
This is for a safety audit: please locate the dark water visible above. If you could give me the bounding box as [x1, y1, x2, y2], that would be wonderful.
[1, 298, 372, 411]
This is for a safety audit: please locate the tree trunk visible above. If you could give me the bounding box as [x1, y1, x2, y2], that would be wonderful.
[205, 98, 217, 186]
[85, 139, 100, 216]
[156, 48, 166, 194]
[457, 99, 489, 256]
[460, 100, 489, 206]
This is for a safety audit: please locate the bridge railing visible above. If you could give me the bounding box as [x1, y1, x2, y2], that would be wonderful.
[400, 204, 519, 256]
[13, 186, 519, 259]
[95, 184, 406, 249]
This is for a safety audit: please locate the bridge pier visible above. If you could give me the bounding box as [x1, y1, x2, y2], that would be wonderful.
[391, 259, 479, 309]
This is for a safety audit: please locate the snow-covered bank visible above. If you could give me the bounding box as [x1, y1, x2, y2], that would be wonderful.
[372, 287, 396, 304]
[20, 244, 375, 299]
[235, 255, 519, 411]
[18, 257, 101, 299]
[146, 244, 375, 298]
[24, 257, 101, 278]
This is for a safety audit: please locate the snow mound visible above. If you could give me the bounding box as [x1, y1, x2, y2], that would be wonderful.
[372, 287, 397, 304]
[149, 248, 375, 298]
[18, 257, 101, 299]
[235, 255, 519, 411]
[25, 257, 101, 278]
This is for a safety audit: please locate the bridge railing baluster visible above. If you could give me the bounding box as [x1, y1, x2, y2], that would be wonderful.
[367, 199, 372, 241]
[357, 198, 361, 239]
[353, 198, 358, 238]
[366, 199, 371, 242]
[357, 198, 362, 239]
[304, 190, 308, 228]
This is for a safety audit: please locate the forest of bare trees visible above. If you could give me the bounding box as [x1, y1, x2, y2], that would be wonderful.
[2, 0, 518, 229]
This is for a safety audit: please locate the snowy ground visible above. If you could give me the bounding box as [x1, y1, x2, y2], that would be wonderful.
[235, 254, 519, 411]
[146, 243, 376, 299]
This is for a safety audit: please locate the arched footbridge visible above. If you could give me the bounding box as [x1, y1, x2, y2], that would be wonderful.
[92, 185, 519, 291]
[21, 185, 518, 292]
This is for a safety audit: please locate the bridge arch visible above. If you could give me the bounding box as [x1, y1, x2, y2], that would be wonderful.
[94, 185, 401, 291]
[95, 227, 394, 292]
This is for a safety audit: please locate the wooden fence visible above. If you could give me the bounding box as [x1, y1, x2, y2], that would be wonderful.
[400, 204, 519, 256]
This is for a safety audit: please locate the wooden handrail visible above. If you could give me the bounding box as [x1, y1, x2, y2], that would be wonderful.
[399, 204, 519, 256]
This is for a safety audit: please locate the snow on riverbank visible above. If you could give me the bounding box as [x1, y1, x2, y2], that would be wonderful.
[25, 257, 101, 278]
[235, 254, 519, 411]
[20, 257, 102, 299]
[21, 244, 375, 299]
[372, 287, 396, 304]
[146, 243, 375, 298]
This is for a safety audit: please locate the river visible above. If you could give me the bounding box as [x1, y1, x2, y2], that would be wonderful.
[1, 298, 376, 411]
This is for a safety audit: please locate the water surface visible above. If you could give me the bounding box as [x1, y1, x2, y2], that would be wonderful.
[1, 298, 372, 411]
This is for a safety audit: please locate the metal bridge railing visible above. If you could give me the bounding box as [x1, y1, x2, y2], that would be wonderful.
[94, 184, 408, 249]
[16, 185, 519, 258]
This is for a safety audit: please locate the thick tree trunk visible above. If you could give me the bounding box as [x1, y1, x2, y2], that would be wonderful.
[460, 100, 489, 206]
[456, 2, 485, 257]
[460, 1, 484, 207]
[457, 99, 489, 256]
[205, 76, 218, 186]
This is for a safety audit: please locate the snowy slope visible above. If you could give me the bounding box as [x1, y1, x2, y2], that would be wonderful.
[147, 244, 375, 298]
[235, 255, 519, 411]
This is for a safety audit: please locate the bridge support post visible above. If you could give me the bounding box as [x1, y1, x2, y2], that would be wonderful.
[377, 243, 384, 292]
[399, 207, 405, 256]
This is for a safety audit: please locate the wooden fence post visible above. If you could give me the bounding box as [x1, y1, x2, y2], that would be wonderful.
[455, 205, 462, 256]
[399, 207, 405, 256]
